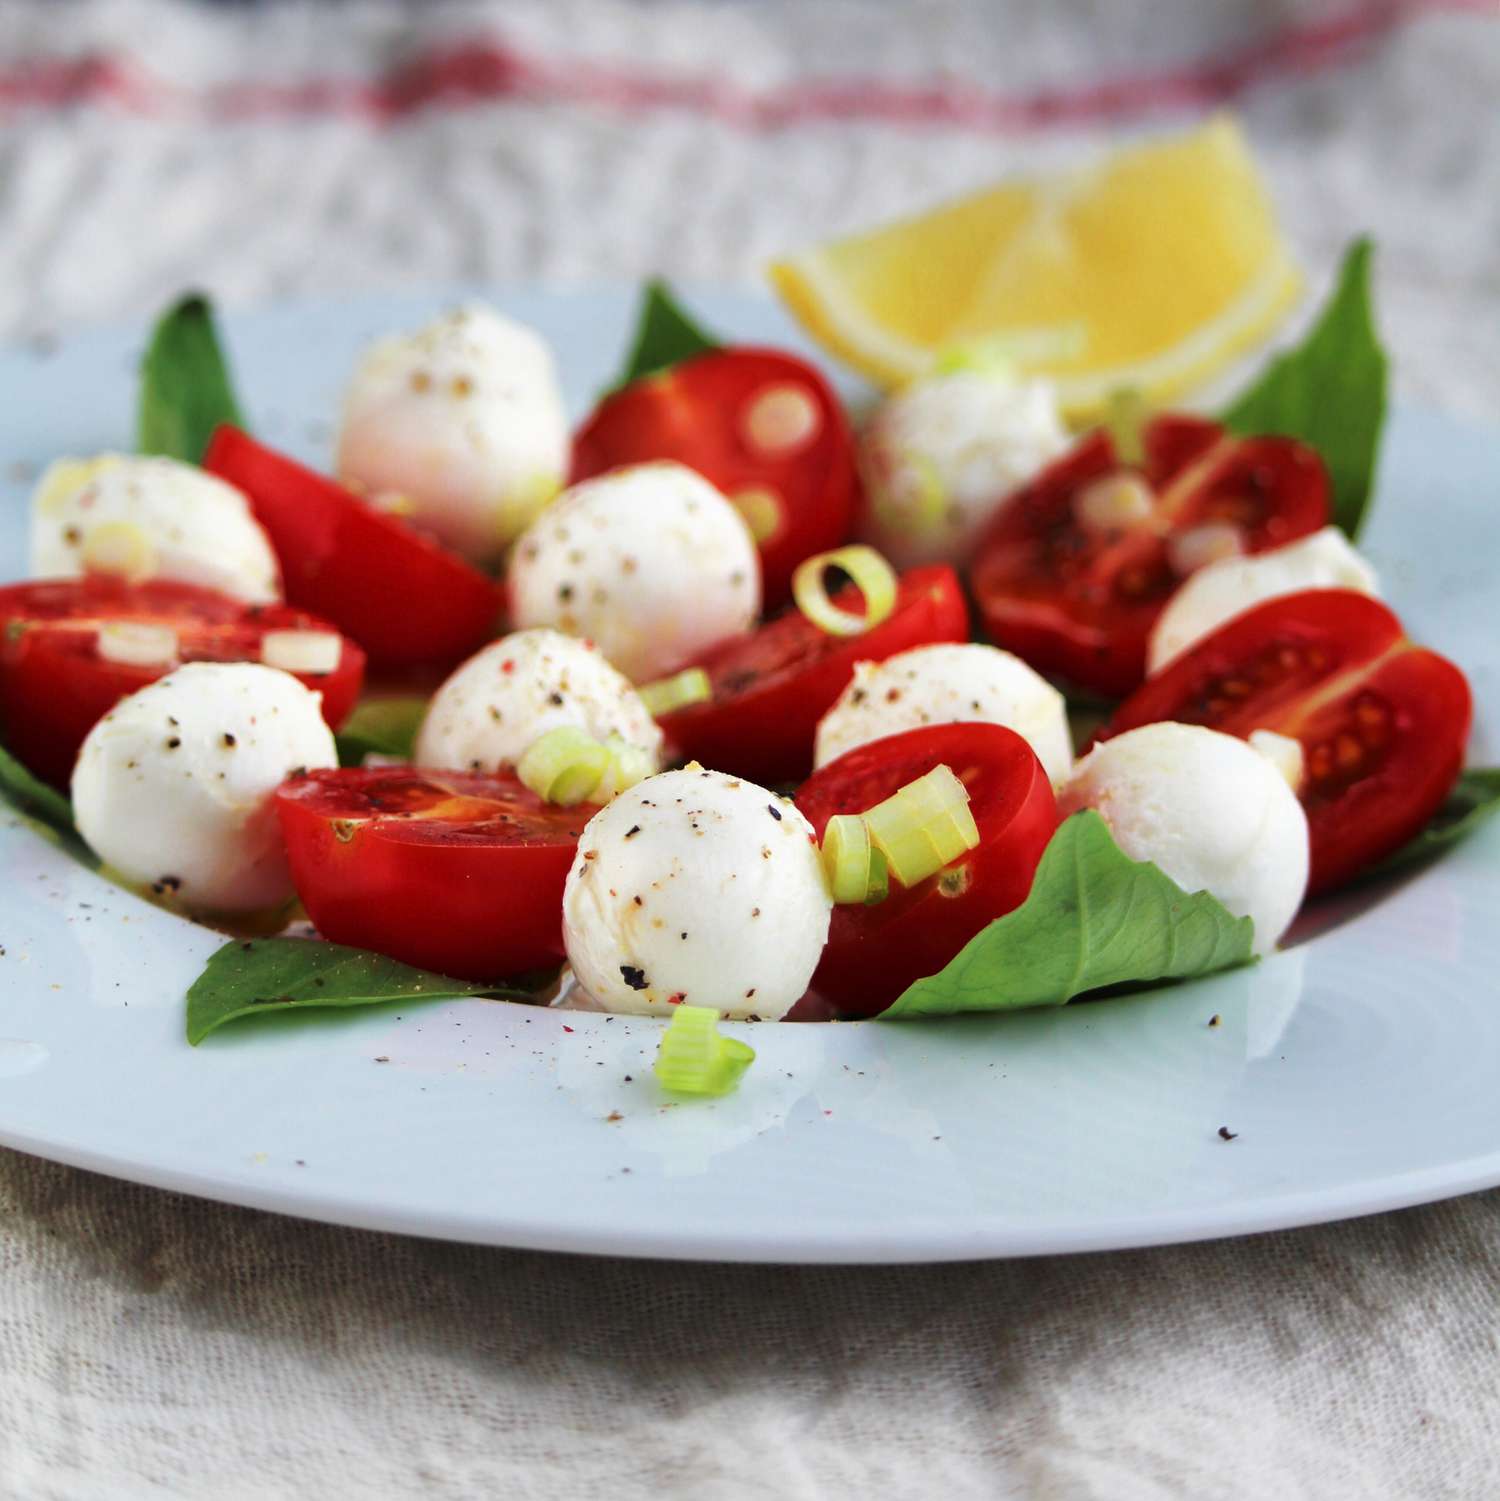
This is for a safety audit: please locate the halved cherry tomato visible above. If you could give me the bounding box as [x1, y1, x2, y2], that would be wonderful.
[204, 427, 502, 672]
[276, 767, 593, 980]
[971, 415, 1330, 697]
[572, 348, 859, 608]
[660, 564, 968, 783]
[794, 723, 1058, 1019]
[0, 578, 364, 789]
[1101, 590, 1472, 894]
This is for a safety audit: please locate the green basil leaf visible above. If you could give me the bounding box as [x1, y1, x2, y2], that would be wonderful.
[138, 293, 245, 464]
[334, 697, 429, 768]
[186, 936, 539, 1045]
[1362, 768, 1500, 882]
[884, 811, 1255, 1018]
[1220, 238, 1387, 539]
[0, 739, 76, 834]
[613, 279, 720, 388]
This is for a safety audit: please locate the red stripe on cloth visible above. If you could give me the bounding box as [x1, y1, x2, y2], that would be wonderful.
[0, 0, 1491, 129]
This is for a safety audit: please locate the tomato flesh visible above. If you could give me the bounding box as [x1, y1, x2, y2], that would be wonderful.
[572, 348, 859, 608]
[204, 427, 503, 672]
[1102, 589, 1472, 893]
[276, 767, 593, 980]
[971, 415, 1330, 697]
[660, 564, 969, 783]
[795, 723, 1058, 1018]
[0, 578, 364, 789]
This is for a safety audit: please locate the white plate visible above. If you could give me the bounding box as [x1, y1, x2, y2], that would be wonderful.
[0, 287, 1496, 1263]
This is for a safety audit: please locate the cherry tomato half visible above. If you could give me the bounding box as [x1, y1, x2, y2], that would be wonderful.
[1101, 589, 1472, 894]
[276, 766, 595, 980]
[0, 578, 364, 789]
[795, 723, 1058, 1018]
[660, 564, 969, 784]
[572, 348, 859, 608]
[971, 415, 1330, 698]
[204, 427, 503, 672]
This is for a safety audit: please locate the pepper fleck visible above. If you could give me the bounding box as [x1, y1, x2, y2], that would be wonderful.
[1218, 1126, 1239, 1141]
[1208, 1014, 1222, 1028]
[221, 732, 236, 748]
[620, 965, 649, 991]
[767, 804, 783, 821]
[624, 825, 641, 839]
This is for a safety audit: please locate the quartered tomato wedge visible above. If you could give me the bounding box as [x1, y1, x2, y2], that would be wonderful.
[276, 767, 594, 980]
[795, 723, 1058, 1019]
[971, 415, 1330, 697]
[572, 348, 859, 608]
[0, 577, 364, 789]
[1102, 590, 1472, 894]
[204, 427, 503, 672]
[660, 564, 968, 783]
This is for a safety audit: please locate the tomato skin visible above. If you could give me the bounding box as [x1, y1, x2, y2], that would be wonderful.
[0, 578, 364, 789]
[660, 564, 969, 784]
[1102, 589, 1472, 894]
[971, 415, 1331, 697]
[276, 767, 594, 980]
[571, 348, 859, 608]
[795, 723, 1058, 1018]
[204, 427, 503, 672]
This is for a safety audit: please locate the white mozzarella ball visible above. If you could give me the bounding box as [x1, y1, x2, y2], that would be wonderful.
[814, 643, 1073, 786]
[71, 662, 336, 912]
[414, 628, 663, 773]
[1148, 527, 1380, 673]
[29, 455, 280, 604]
[509, 462, 760, 683]
[335, 304, 570, 565]
[562, 768, 831, 1019]
[859, 372, 1069, 569]
[1060, 722, 1309, 956]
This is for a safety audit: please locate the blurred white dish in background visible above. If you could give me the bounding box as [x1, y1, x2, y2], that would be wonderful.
[336, 304, 570, 565]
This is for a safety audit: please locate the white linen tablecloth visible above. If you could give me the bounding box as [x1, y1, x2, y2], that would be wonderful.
[1, 2, 1497, 1496]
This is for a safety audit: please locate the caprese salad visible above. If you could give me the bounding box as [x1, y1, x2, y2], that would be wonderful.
[0, 255, 1489, 1092]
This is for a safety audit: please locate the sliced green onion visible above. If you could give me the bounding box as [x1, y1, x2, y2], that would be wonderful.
[791, 545, 898, 638]
[821, 813, 889, 905]
[861, 764, 980, 888]
[517, 726, 611, 806]
[931, 342, 1018, 383]
[930, 324, 1087, 378]
[653, 1005, 756, 1097]
[1105, 386, 1147, 466]
[594, 737, 656, 799]
[638, 667, 711, 718]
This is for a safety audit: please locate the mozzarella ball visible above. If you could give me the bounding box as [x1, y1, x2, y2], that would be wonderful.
[335, 304, 570, 565]
[1060, 722, 1309, 956]
[29, 455, 280, 603]
[859, 372, 1069, 569]
[1148, 527, 1380, 673]
[415, 628, 663, 773]
[562, 767, 831, 1019]
[71, 662, 336, 912]
[509, 462, 760, 683]
[814, 643, 1073, 787]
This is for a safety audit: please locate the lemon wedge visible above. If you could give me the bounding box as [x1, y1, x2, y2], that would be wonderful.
[769, 116, 1301, 421]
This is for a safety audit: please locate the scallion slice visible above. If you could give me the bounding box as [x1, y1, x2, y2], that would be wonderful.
[638, 667, 712, 718]
[653, 1005, 756, 1096]
[1106, 386, 1147, 466]
[517, 726, 611, 807]
[821, 813, 889, 905]
[861, 764, 980, 888]
[791, 545, 898, 638]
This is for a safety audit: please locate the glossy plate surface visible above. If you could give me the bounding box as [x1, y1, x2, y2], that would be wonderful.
[0, 288, 1495, 1262]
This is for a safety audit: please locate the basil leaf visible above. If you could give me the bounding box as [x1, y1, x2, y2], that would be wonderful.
[0, 739, 76, 834]
[613, 279, 720, 388]
[884, 811, 1255, 1018]
[1220, 238, 1387, 539]
[138, 293, 245, 464]
[186, 936, 538, 1044]
[1362, 768, 1500, 881]
[334, 697, 428, 768]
